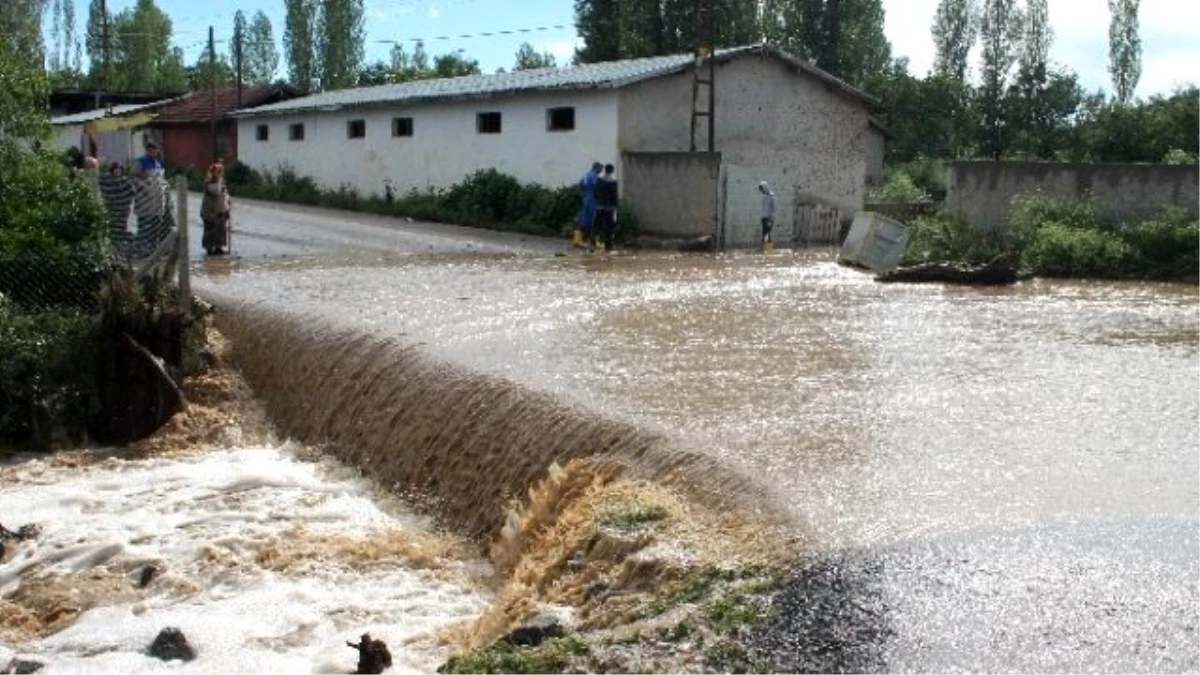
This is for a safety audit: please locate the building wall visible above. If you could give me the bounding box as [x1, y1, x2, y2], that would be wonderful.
[618, 53, 872, 215]
[158, 122, 237, 171]
[623, 152, 721, 238]
[236, 90, 620, 196]
[865, 126, 885, 189]
[946, 161, 1200, 230]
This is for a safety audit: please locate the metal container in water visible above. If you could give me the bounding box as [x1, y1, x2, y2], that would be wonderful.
[839, 211, 910, 272]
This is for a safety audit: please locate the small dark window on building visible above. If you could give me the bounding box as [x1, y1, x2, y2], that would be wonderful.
[477, 111, 502, 134]
[288, 123, 305, 141]
[347, 119, 366, 139]
[255, 124, 269, 141]
[547, 107, 575, 132]
[392, 117, 413, 137]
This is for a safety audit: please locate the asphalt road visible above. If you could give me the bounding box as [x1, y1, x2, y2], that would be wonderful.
[184, 193, 565, 260]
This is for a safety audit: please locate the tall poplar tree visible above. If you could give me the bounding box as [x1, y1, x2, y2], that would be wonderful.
[245, 11, 279, 85]
[283, 0, 318, 92]
[1107, 0, 1141, 104]
[931, 0, 978, 80]
[318, 0, 365, 91]
[977, 0, 1024, 157]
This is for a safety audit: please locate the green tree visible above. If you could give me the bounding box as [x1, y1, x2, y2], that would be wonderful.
[245, 11, 279, 85]
[187, 51, 234, 91]
[159, 46, 188, 93]
[283, 0, 318, 92]
[110, 0, 175, 92]
[84, 0, 110, 88]
[318, 0, 365, 91]
[357, 60, 391, 85]
[931, 0, 977, 80]
[1107, 0, 1141, 104]
[977, 0, 1024, 157]
[433, 52, 480, 78]
[514, 42, 556, 70]
[1, 0, 47, 70]
[760, 0, 889, 87]
[574, 0, 620, 62]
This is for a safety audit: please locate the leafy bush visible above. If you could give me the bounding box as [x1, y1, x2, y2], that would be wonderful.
[868, 171, 926, 203]
[1023, 223, 1135, 278]
[902, 213, 1010, 265]
[444, 169, 524, 223]
[1009, 193, 1105, 249]
[0, 153, 108, 256]
[1117, 207, 1199, 280]
[224, 160, 256, 187]
[0, 300, 99, 450]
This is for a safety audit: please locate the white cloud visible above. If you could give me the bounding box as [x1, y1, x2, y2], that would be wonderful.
[538, 38, 583, 63]
[881, 0, 1198, 97]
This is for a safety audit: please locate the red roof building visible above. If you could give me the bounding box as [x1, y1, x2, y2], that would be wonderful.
[149, 86, 295, 170]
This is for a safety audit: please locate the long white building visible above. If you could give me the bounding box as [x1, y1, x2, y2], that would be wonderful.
[233, 44, 883, 243]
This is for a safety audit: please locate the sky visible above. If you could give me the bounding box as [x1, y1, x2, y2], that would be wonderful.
[53, 0, 1198, 99]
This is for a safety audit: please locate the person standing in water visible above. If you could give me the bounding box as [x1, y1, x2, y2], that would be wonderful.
[595, 163, 619, 252]
[576, 162, 602, 252]
[758, 181, 776, 253]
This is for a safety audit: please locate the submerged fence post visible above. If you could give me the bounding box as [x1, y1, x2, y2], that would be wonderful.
[176, 176, 190, 307]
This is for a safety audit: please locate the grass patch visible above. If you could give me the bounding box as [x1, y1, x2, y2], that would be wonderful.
[601, 505, 669, 530]
[438, 636, 591, 674]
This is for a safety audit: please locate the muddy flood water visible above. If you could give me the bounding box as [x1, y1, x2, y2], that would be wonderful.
[197, 247, 1199, 672]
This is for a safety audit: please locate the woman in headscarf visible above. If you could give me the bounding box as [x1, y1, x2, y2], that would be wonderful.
[200, 162, 231, 256]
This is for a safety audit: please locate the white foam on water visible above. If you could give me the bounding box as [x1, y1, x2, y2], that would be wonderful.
[1, 446, 491, 673]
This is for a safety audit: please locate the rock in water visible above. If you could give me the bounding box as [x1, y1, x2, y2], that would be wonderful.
[504, 612, 564, 647]
[347, 633, 392, 674]
[148, 627, 196, 662]
[2, 658, 45, 674]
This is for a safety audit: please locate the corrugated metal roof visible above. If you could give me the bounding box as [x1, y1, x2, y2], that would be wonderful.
[50, 96, 186, 125]
[233, 43, 878, 118]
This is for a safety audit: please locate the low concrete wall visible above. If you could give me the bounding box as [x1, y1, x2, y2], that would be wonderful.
[947, 161, 1200, 230]
[623, 151, 720, 239]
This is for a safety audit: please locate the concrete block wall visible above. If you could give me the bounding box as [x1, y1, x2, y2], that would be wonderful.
[623, 151, 721, 239]
[947, 161, 1200, 230]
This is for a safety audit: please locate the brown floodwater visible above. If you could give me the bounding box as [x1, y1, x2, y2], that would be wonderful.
[198, 248, 1200, 671]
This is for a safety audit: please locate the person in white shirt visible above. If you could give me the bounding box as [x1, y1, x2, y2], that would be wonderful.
[758, 181, 776, 252]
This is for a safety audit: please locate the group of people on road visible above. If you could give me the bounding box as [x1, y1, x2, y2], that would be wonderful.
[87, 139, 233, 258]
[574, 161, 778, 253]
[576, 161, 620, 254]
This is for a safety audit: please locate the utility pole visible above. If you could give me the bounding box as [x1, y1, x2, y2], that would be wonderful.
[100, 0, 110, 97]
[208, 25, 218, 164]
[234, 18, 243, 108]
[689, 0, 716, 152]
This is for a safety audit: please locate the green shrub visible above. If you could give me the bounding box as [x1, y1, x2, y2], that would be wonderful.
[868, 171, 926, 203]
[0, 153, 108, 256]
[444, 169, 524, 223]
[1023, 223, 1135, 278]
[1009, 193, 1105, 249]
[0, 300, 99, 450]
[225, 160, 256, 187]
[902, 213, 1010, 265]
[1118, 207, 1199, 280]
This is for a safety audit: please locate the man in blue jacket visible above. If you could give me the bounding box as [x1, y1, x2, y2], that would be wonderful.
[576, 162, 602, 251]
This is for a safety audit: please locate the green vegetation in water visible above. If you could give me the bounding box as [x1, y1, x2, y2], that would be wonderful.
[601, 505, 669, 530]
[899, 195, 1198, 282]
[438, 636, 592, 674]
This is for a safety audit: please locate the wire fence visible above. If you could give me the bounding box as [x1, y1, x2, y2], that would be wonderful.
[0, 174, 188, 314]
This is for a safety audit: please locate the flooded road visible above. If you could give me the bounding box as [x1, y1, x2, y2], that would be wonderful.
[193, 201, 1199, 671]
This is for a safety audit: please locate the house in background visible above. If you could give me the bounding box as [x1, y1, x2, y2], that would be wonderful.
[233, 44, 883, 245]
[49, 96, 185, 166]
[147, 85, 296, 170]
